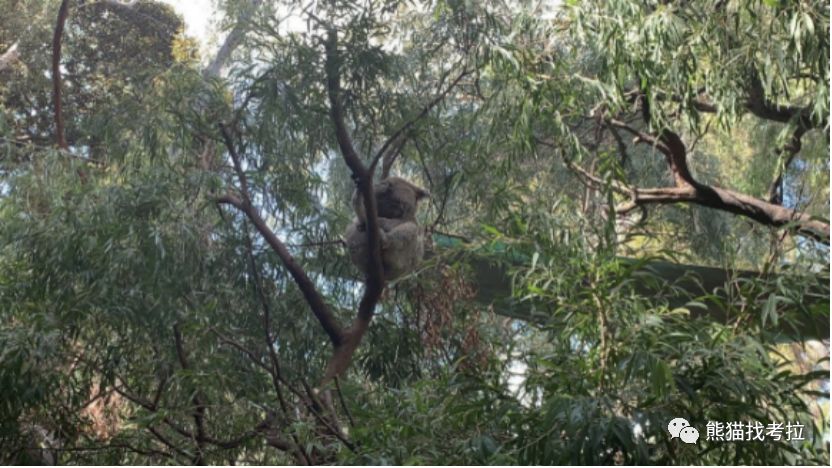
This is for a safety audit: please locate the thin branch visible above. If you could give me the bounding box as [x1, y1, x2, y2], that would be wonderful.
[535, 136, 631, 196]
[172, 325, 207, 465]
[606, 118, 669, 153]
[146, 426, 193, 461]
[219, 124, 250, 197]
[285, 239, 345, 249]
[299, 381, 356, 452]
[380, 133, 407, 179]
[114, 382, 263, 453]
[608, 126, 631, 165]
[429, 175, 454, 231]
[428, 229, 471, 243]
[767, 126, 807, 205]
[241, 221, 311, 465]
[333, 377, 355, 428]
[371, 66, 470, 174]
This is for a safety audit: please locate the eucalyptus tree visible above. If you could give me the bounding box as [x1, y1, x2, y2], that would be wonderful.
[0, 0, 827, 465]
[495, 0, 829, 255]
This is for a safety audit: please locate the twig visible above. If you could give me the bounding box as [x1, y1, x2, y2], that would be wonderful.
[333, 377, 355, 428]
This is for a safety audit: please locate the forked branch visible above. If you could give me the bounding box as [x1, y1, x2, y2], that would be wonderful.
[594, 112, 829, 243]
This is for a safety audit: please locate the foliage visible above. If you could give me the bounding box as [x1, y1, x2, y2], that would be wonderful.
[0, 0, 828, 465]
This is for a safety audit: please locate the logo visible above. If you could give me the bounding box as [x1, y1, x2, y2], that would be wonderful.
[668, 417, 699, 444]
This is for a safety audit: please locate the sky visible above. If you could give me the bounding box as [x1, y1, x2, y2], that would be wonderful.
[160, 0, 217, 53]
[159, 0, 308, 63]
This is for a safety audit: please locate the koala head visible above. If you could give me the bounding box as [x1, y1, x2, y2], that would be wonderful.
[353, 176, 429, 223]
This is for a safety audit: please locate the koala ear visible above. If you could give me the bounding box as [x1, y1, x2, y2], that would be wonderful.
[414, 186, 430, 200]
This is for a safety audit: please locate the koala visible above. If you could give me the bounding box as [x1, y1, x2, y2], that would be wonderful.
[345, 176, 429, 280]
[345, 217, 425, 280]
[352, 176, 430, 225]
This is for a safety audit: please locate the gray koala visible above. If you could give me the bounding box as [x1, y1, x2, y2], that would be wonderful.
[345, 217, 425, 280]
[345, 177, 429, 280]
[352, 176, 430, 225]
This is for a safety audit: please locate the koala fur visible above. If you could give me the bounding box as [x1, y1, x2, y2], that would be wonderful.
[345, 177, 429, 280]
[352, 176, 430, 224]
[345, 217, 425, 280]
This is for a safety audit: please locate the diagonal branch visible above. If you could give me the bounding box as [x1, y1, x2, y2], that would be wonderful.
[606, 118, 695, 188]
[0, 41, 19, 72]
[371, 67, 471, 175]
[217, 127, 345, 347]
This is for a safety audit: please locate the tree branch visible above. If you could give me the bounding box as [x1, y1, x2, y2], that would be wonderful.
[51, 0, 70, 150]
[616, 184, 829, 243]
[112, 378, 260, 453]
[371, 66, 470, 175]
[216, 193, 345, 347]
[746, 71, 822, 128]
[322, 28, 386, 381]
[767, 126, 807, 205]
[0, 41, 19, 72]
[203, 0, 265, 78]
[217, 126, 345, 347]
[241, 222, 312, 465]
[172, 325, 207, 464]
[606, 118, 695, 188]
[590, 107, 828, 242]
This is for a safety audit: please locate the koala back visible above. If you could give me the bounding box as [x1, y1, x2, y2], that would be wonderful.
[344, 217, 424, 280]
